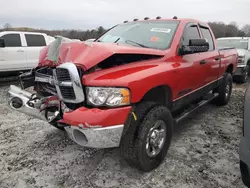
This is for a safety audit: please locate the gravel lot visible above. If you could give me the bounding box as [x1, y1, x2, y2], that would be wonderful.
[0, 78, 248, 188]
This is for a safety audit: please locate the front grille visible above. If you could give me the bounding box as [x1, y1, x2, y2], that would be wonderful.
[54, 63, 85, 103]
[59, 86, 76, 100]
[56, 68, 71, 81]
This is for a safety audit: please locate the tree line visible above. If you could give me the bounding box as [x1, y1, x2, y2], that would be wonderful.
[1, 21, 250, 40]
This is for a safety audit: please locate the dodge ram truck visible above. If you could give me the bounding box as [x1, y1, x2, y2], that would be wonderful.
[7, 17, 238, 172]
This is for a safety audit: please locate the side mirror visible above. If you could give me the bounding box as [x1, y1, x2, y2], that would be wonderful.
[180, 39, 209, 55]
[0, 38, 5, 48]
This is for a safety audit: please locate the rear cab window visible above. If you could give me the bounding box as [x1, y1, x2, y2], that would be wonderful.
[0, 34, 22, 47]
[25, 34, 46, 47]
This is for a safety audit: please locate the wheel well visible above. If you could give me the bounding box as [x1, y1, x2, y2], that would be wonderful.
[141, 85, 173, 109]
[226, 64, 233, 74]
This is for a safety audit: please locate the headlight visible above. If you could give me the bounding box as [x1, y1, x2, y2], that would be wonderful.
[86, 87, 130, 107]
[238, 55, 245, 64]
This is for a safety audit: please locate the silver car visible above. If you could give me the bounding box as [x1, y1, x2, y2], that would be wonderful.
[240, 85, 250, 187]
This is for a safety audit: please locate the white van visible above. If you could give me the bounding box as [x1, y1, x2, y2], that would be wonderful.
[0, 31, 55, 74]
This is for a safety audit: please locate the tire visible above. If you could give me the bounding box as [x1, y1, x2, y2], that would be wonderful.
[214, 72, 233, 106]
[240, 161, 250, 187]
[120, 102, 173, 172]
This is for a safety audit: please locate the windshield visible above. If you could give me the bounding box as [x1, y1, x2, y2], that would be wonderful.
[217, 39, 248, 50]
[96, 20, 179, 50]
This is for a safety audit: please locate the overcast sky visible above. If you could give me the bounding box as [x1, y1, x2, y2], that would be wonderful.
[1, 0, 249, 30]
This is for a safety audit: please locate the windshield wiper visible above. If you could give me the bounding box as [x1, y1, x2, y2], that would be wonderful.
[125, 40, 150, 48]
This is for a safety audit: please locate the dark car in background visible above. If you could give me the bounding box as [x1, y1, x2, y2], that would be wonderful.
[240, 84, 250, 187]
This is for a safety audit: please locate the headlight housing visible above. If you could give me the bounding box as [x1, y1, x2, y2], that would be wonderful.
[86, 87, 130, 107]
[238, 55, 245, 64]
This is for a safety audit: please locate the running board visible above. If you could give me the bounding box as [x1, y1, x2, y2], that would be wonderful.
[174, 93, 219, 124]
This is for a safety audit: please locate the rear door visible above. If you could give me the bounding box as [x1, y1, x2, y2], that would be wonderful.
[0, 33, 26, 72]
[24, 33, 47, 69]
[198, 25, 221, 84]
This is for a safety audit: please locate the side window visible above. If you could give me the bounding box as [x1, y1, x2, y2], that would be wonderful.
[200, 27, 214, 50]
[25, 34, 46, 47]
[182, 26, 201, 46]
[0, 34, 22, 47]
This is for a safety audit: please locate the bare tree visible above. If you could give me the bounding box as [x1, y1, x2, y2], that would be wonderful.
[3, 23, 12, 30]
[242, 24, 250, 37]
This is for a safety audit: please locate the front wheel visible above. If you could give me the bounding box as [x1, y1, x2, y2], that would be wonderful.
[120, 102, 173, 172]
[214, 72, 233, 106]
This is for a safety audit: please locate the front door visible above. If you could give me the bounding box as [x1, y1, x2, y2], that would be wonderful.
[0, 33, 26, 72]
[176, 23, 208, 101]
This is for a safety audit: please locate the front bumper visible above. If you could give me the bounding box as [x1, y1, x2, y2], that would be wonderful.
[7, 85, 132, 149]
[234, 65, 248, 76]
[240, 137, 250, 168]
[62, 106, 132, 148]
[65, 124, 124, 148]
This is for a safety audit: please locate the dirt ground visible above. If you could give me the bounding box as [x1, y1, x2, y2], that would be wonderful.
[0, 78, 248, 188]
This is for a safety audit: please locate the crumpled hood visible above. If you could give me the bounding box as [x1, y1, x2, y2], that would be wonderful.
[38, 39, 165, 70]
[236, 49, 248, 57]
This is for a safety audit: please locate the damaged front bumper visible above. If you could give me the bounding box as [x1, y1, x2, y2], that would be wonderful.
[64, 124, 124, 148]
[7, 85, 132, 148]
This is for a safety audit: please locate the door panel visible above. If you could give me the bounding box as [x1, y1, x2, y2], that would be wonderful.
[199, 27, 221, 84]
[175, 23, 207, 101]
[0, 34, 26, 72]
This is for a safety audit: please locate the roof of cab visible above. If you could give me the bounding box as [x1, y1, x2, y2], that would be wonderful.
[122, 17, 209, 27]
[0, 31, 48, 36]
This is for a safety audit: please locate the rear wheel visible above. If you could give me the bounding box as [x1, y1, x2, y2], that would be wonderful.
[120, 102, 173, 172]
[214, 72, 233, 106]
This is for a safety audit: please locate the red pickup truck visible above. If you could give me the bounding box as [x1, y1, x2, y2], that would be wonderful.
[8, 17, 238, 172]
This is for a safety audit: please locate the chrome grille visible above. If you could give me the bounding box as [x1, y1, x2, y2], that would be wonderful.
[54, 62, 85, 103]
[59, 86, 76, 99]
[56, 68, 71, 81]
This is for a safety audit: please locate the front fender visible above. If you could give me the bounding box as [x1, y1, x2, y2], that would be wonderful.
[83, 61, 181, 103]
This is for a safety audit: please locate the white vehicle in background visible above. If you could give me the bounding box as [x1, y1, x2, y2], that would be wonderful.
[0, 31, 55, 75]
[54, 35, 80, 42]
[85, 38, 95, 42]
[217, 37, 250, 83]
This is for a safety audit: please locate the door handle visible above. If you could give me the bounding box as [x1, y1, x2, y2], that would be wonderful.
[200, 60, 207, 65]
[17, 49, 24, 52]
[215, 57, 220, 61]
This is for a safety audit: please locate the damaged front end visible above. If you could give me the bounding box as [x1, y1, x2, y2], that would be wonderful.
[7, 61, 83, 127]
[6, 36, 160, 149]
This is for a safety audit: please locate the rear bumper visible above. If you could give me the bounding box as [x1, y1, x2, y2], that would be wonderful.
[62, 106, 132, 148]
[240, 137, 250, 168]
[234, 65, 248, 76]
